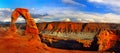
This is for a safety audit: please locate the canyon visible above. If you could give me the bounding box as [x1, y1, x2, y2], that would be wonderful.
[0, 8, 119, 53]
[38, 22, 120, 52]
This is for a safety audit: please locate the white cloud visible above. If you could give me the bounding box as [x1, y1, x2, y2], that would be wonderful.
[35, 8, 120, 23]
[62, 0, 85, 6]
[34, 18, 41, 23]
[88, 0, 120, 6]
[0, 12, 3, 15]
[89, 0, 104, 3]
[84, 19, 95, 22]
[31, 8, 35, 10]
[2, 18, 11, 22]
[0, 8, 11, 12]
[15, 17, 25, 23]
[88, 0, 120, 13]
[0, 8, 12, 22]
[62, 18, 71, 22]
[1, 7, 120, 23]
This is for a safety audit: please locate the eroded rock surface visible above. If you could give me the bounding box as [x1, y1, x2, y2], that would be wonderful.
[38, 22, 120, 52]
[10, 8, 40, 40]
[97, 30, 118, 51]
[0, 8, 102, 53]
[38, 22, 120, 32]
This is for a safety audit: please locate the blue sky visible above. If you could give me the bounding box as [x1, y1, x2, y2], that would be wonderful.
[0, 0, 112, 13]
[0, 0, 120, 23]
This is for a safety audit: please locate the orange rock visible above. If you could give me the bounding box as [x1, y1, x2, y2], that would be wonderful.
[97, 30, 118, 51]
[38, 22, 83, 32]
[46, 24, 53, 31]
[38, 22, 47, 32]
[2, 8, 99, 53]
[10, 8, 40, 40]
[83, 23, 105, 32]
[38, 22, 120, 52]
[38, 22, 113, 32]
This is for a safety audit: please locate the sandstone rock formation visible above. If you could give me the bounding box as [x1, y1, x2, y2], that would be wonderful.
[37, 22, 120, 34]
[38, 22, 120, 52]
[0, 8, 102, 53]
[97, 30, 118, 51]
[10, 8, 40, 40]
[38, 22, 120, 32]
[38, 22, 83, 32]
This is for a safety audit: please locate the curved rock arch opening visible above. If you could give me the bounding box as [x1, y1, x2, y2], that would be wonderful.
[9, 8, 40, 40]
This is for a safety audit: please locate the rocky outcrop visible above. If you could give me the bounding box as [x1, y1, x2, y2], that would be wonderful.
[38, 22, 120, 32]
[0, 8, 118, 52]
[82, 23, 110, 32]
[10, 8, 40, 40]
[38, 22, 83, 32]
[0, 8, 102, 53]
[38, 22, 120, 52]
[97, 30, 118, 51]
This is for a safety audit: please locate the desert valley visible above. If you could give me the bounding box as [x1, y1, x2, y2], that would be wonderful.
[0, 8, 119, 53]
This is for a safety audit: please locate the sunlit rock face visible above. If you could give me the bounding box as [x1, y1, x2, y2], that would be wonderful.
[38, 22, 99, 48]
[38, 22, 120, 33]
[10, 8, 40, 40]
[0, 8, 119, 53]
[97, 30, 118, 51]
[38, 22, 120, 52]
[0, 8, 98, 53]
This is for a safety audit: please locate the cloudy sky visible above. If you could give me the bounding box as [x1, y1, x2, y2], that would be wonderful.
[0, 0, 120, 23]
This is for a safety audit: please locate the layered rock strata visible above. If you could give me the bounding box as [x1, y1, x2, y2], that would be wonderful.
[0, 8, 100, 53]
[38, 22, 120, 52]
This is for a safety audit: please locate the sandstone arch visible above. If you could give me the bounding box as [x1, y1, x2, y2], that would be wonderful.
[10, 8, 40, 40]
[0, 8, 112, 53]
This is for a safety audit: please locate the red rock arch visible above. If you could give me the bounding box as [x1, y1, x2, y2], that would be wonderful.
[10, 8, 40, 40]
